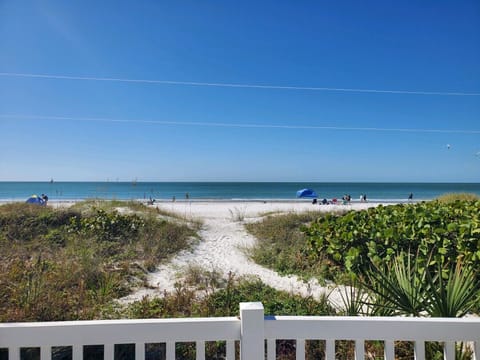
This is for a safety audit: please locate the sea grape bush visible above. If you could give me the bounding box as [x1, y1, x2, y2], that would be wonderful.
[68, 208, 145, 243]
[304, 200, 480, 277]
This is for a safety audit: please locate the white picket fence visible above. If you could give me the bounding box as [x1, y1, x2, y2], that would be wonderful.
[1, 302, 479, 360]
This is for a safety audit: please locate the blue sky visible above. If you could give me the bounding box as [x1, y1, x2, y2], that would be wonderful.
[0, 0, 479, 182]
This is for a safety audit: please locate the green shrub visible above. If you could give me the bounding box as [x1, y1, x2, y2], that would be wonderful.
[67, 208, 145, 243]
[304, 201, 480, 278]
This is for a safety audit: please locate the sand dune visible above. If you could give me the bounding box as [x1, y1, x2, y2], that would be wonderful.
[121, 201, 384, 307]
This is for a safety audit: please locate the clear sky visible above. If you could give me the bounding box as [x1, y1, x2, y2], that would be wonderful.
[0, 0, 479, 182]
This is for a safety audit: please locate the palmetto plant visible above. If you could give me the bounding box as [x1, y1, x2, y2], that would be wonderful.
[425, 261, 479, 318]
[362, 252, 480, 318]
[362, 253, 479, 360]
[363, 253, 429, 317]
[335, 275, 371, 316]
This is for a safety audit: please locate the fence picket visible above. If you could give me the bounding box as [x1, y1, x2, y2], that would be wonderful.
[384, 340, 395, 360]
[226, 340, 235, 360]
[196, 340, 205, 360]
[326, 339, 335, 360]
[104, 343, 114, 360]
[40, 346, 51, 360]
[296, 339, 305, 360]
[166, 341, 175, 360]
[72, 344, 82, 360]
[414, 341, 425, 360]
[444, 341, 455, 360]
[355, 340, 364, 360]
[9, 347, 19, 360]
[267, 339, 275, 360]
[135, 343, 145, 360]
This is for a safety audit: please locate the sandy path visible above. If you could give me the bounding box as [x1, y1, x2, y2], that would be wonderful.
[121, 201, 380, 306]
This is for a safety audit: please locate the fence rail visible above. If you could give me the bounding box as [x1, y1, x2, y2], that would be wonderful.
[1, 302, 479, 360]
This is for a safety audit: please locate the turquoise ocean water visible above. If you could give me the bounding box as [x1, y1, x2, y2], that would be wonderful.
[1, 182, 479, 202]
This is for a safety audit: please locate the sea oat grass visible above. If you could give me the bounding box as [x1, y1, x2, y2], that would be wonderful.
[436, 192, 479, 203]
[245, 211, 337, 281]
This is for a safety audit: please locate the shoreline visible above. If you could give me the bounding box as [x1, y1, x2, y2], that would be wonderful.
[0, 198, 419, 206]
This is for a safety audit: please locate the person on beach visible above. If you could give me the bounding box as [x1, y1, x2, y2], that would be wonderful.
[363, 194, 367, 202]
[408, 193, 413, 201]
[185, 193, 190, 200]
[41, 194, 48, 205]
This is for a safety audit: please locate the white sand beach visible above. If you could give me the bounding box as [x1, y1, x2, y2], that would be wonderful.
[120, 200, 387, 307]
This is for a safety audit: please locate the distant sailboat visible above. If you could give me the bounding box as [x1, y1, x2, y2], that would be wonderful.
[50, 178, 54, 183]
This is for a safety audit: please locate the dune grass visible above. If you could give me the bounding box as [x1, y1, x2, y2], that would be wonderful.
[436, 192, 479, 203]
[245, 211, 347, 282]
[0, 201, 197, 321]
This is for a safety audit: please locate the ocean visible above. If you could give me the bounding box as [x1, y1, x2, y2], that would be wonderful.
[1, 182, 479, 202]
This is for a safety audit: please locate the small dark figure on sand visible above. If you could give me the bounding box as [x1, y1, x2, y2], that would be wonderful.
[408, 193, 413, 201]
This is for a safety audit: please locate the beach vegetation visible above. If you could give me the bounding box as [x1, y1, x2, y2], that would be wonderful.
[245, 211, 347, 281]
[116, 274, 335, 360]
[120, 274, 334, 319]
[363, 253, 479, 317]
[71, 199, 203, 228]
[2, 199, 479, 358]
[246, 201, 479, 359]
[228, 206, 247, 222]
[304, 200, 480, 279]
[247, 200, 480, 316]
[435, 192, 479, 203]
[0, 202, 197, 321]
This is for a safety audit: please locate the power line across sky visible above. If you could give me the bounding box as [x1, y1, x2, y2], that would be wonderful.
[0, 72, 479, 96]
[2, 114, 480, 134]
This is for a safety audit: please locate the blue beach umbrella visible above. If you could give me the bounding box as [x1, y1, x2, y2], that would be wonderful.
[296, 188, 318, 198]
[26, 194, 45, 205]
